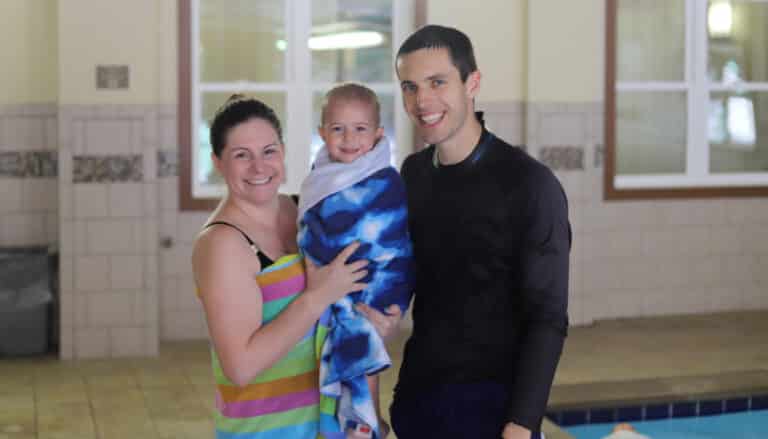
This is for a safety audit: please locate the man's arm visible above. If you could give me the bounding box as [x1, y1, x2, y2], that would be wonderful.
[505, 166, 571, 432]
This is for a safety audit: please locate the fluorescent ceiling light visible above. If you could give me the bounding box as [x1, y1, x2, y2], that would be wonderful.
[309, 30, 384, 50]
[276, 25, 386, 51]
[708, 0, 733, 37]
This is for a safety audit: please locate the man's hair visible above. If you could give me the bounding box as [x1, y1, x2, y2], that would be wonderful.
[396, 25, 478, 82]
[209, 94, 283, 158]
[320, 82, 381, 127]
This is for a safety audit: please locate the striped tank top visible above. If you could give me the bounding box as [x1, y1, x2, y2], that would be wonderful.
[211, 254, 342, 438]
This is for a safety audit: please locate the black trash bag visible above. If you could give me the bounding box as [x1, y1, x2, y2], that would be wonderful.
[0, 247, 53, 356]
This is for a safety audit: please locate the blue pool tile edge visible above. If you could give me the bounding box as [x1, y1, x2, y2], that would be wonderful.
[546, 393, 768, 427]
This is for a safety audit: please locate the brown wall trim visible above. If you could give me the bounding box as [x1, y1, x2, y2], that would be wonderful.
[415, 0, 427, 28]
[605, 187, 768, 200]
[178, 0, 218, 211]
[603, 0, 768, 201]
[604, 0, 617, 201]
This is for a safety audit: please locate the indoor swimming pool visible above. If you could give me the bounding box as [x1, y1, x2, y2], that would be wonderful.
[565, 409, 768, 439]
[547, 394, 768, 439]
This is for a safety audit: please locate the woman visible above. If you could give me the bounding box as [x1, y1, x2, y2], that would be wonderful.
[192, 95, 400, 438]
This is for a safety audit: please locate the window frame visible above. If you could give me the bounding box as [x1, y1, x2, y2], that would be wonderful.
[604, 0, 768, 200]
[178, 0, 427, 210]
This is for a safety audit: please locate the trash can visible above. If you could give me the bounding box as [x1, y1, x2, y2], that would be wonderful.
[0, 246, 53, 356]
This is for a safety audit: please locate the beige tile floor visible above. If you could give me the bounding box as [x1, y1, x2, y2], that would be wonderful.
[0, 310, 766, 439]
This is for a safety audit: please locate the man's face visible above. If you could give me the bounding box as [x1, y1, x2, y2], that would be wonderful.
[396, 47, 480, 148]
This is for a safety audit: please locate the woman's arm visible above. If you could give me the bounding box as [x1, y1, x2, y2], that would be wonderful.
[193, 229, 367, 386]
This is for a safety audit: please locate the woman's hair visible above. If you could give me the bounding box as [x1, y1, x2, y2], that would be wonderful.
[209, 94, 283, 157]
[320, 82, 381, 126]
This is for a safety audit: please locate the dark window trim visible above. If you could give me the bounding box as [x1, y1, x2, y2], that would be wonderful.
[178, 0, 428, 210]
[603, 0, 768, 201]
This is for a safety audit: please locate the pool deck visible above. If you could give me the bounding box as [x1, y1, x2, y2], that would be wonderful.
[0, 310, 765, 438]
[538, 310, 768, 438]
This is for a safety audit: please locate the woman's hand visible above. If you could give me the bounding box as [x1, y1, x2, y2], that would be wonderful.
[502, 422, 531, 439]
[305, 241, 369, 309]
[356, 303, 402, 341]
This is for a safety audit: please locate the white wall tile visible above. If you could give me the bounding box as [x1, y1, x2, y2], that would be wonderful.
[537, 112, 587, 146]
[108, 183, 144, 218]
[740, 225, 768, 255]
[160, 177, 178, 211]
[177, 277, 200, 311]
[86, 219, 140, 254]
[21, 178, 56, 212]
[708, 226, 744, 255]
[0, 178, 23, 213]
[0, 213, 47, 246]
[581, 231, 646, 260]
[742, 283, 768, 309]
[110, 255, 144, 290]
[87, 292, 136, 327]
[160, 276, 179, 311]
[73, 184, 109, 218]
[160, 212, 178, 243]
[84, 120, 135, 154]
[74, 328, 110, 358]
[179, 213, 208, 244]
[643, 227, 712, 257]
[161, 310, 207, 341]
[659, 201, 727, 226]
[74, 256, 110, 292]
[159, 115, 177, 149]
[73, 292, 90, 329]
[46, 213, 58, 243]
[707, 287, 744, 313]
[5, 117, 46, 149]
[110, 327, 146, 357]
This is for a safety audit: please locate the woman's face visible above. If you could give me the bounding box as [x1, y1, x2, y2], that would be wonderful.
[213, 117, 285, 204]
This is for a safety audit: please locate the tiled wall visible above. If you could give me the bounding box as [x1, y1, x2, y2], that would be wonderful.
[156, 108, 211, 341]
[6, 100, 764, 354]
[58, 105, 161, 358]
[0, 104, 58, 247]
[525, 102, 768, 326]
[151, 100, 768, 341]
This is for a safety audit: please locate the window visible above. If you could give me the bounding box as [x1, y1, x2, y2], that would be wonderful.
[179, 0, 424, 209]
[605, 0, 768, 199]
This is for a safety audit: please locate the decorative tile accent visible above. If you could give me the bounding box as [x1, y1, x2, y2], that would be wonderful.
[0, 151, 24, 177]
[157, 150, 178, 178]
[594, 144, 604, 168]
[546, 393, 768, 428]
[0, 151, 57, 177]
[73, 155, 143, 183]
[96, 65, 130, 89]
[25, 151, 57, 177]
[539, 146, 584, 170]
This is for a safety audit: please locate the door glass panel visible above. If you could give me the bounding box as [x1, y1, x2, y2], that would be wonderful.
[616, 91, 687, 174]
[200, 0, 286, 82]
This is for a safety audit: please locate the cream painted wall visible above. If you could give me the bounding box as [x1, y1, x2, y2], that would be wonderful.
[527, 0, 604, 103]
[57, 0, 161, 105]
[158, 1, 178, 106]
[0, 0, 58, 104]
[427, 0, 527, 102]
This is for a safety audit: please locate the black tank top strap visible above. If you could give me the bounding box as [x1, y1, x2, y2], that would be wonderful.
[203, 221, 274, 267]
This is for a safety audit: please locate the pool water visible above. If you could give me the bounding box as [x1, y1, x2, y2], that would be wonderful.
[566, 409, 768, 439]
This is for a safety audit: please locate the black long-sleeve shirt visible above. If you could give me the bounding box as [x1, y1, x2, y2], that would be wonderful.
[396, 117, 571, 432]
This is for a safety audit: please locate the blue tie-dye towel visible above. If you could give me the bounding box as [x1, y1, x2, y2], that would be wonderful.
[298, 137, 413, 438]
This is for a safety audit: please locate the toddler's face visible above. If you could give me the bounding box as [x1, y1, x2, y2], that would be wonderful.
[320, 99, 383, 163]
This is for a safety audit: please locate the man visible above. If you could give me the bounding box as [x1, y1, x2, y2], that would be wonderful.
[390, 25, 571, 439]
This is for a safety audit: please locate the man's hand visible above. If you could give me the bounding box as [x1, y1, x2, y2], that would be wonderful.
[355, 303, 402, 341]
[502, 422, 531, 439]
